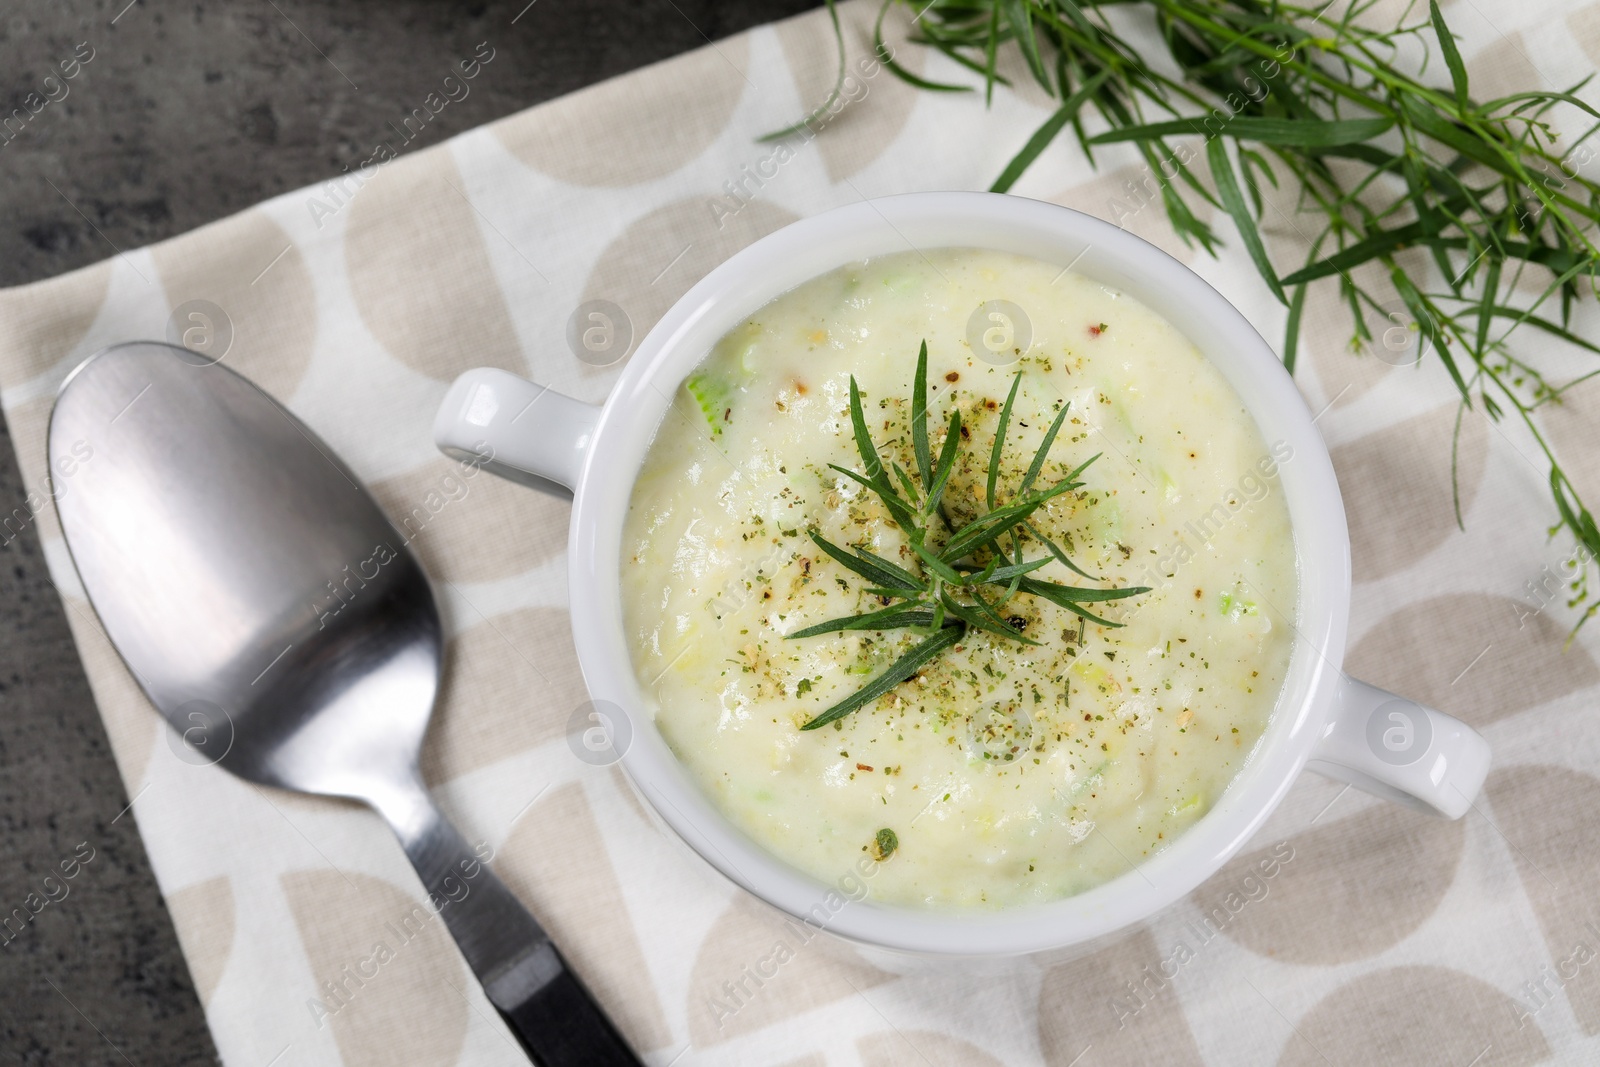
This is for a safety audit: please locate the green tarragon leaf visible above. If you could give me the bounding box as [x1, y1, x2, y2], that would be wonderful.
[800, 625, 964, 730]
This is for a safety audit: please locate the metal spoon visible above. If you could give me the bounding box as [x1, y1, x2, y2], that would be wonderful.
[49, 341, 640, 1066]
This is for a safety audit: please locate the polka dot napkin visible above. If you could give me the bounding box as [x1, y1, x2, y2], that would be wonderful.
[2, 1, 1600, 1063]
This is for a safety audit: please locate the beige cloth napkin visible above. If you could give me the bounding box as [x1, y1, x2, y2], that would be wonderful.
[4, 1, 1600, 1063]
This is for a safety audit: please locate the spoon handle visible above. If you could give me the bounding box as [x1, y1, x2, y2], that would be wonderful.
[375, 785, 642, 1066]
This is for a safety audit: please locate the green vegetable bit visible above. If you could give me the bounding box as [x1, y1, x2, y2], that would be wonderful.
[684, 373, 732, 438]
[872, 827, 899, 861]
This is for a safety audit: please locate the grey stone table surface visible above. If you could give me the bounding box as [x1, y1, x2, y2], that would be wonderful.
[0, 1, 814, 1061]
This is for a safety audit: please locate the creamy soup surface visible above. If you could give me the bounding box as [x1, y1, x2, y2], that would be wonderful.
[621, 247, 1298, 910]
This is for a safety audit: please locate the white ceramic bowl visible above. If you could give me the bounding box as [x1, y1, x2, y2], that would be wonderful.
[434, 191, 1490, 956]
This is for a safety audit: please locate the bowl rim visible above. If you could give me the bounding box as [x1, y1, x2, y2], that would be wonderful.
[568, 190, 1350, 956]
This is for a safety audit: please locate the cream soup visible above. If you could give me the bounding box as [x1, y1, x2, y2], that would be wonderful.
[621, 247, 1297, 909]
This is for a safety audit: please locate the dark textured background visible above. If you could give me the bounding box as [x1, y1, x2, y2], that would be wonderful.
[0, 0, 814, 1060]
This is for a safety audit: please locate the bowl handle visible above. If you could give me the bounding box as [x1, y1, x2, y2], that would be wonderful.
[1305, 674, 1490, 819]
[433, 368, 599, 491]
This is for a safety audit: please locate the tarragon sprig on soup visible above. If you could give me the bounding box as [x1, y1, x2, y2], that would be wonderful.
[789, 342, 1148, 730]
